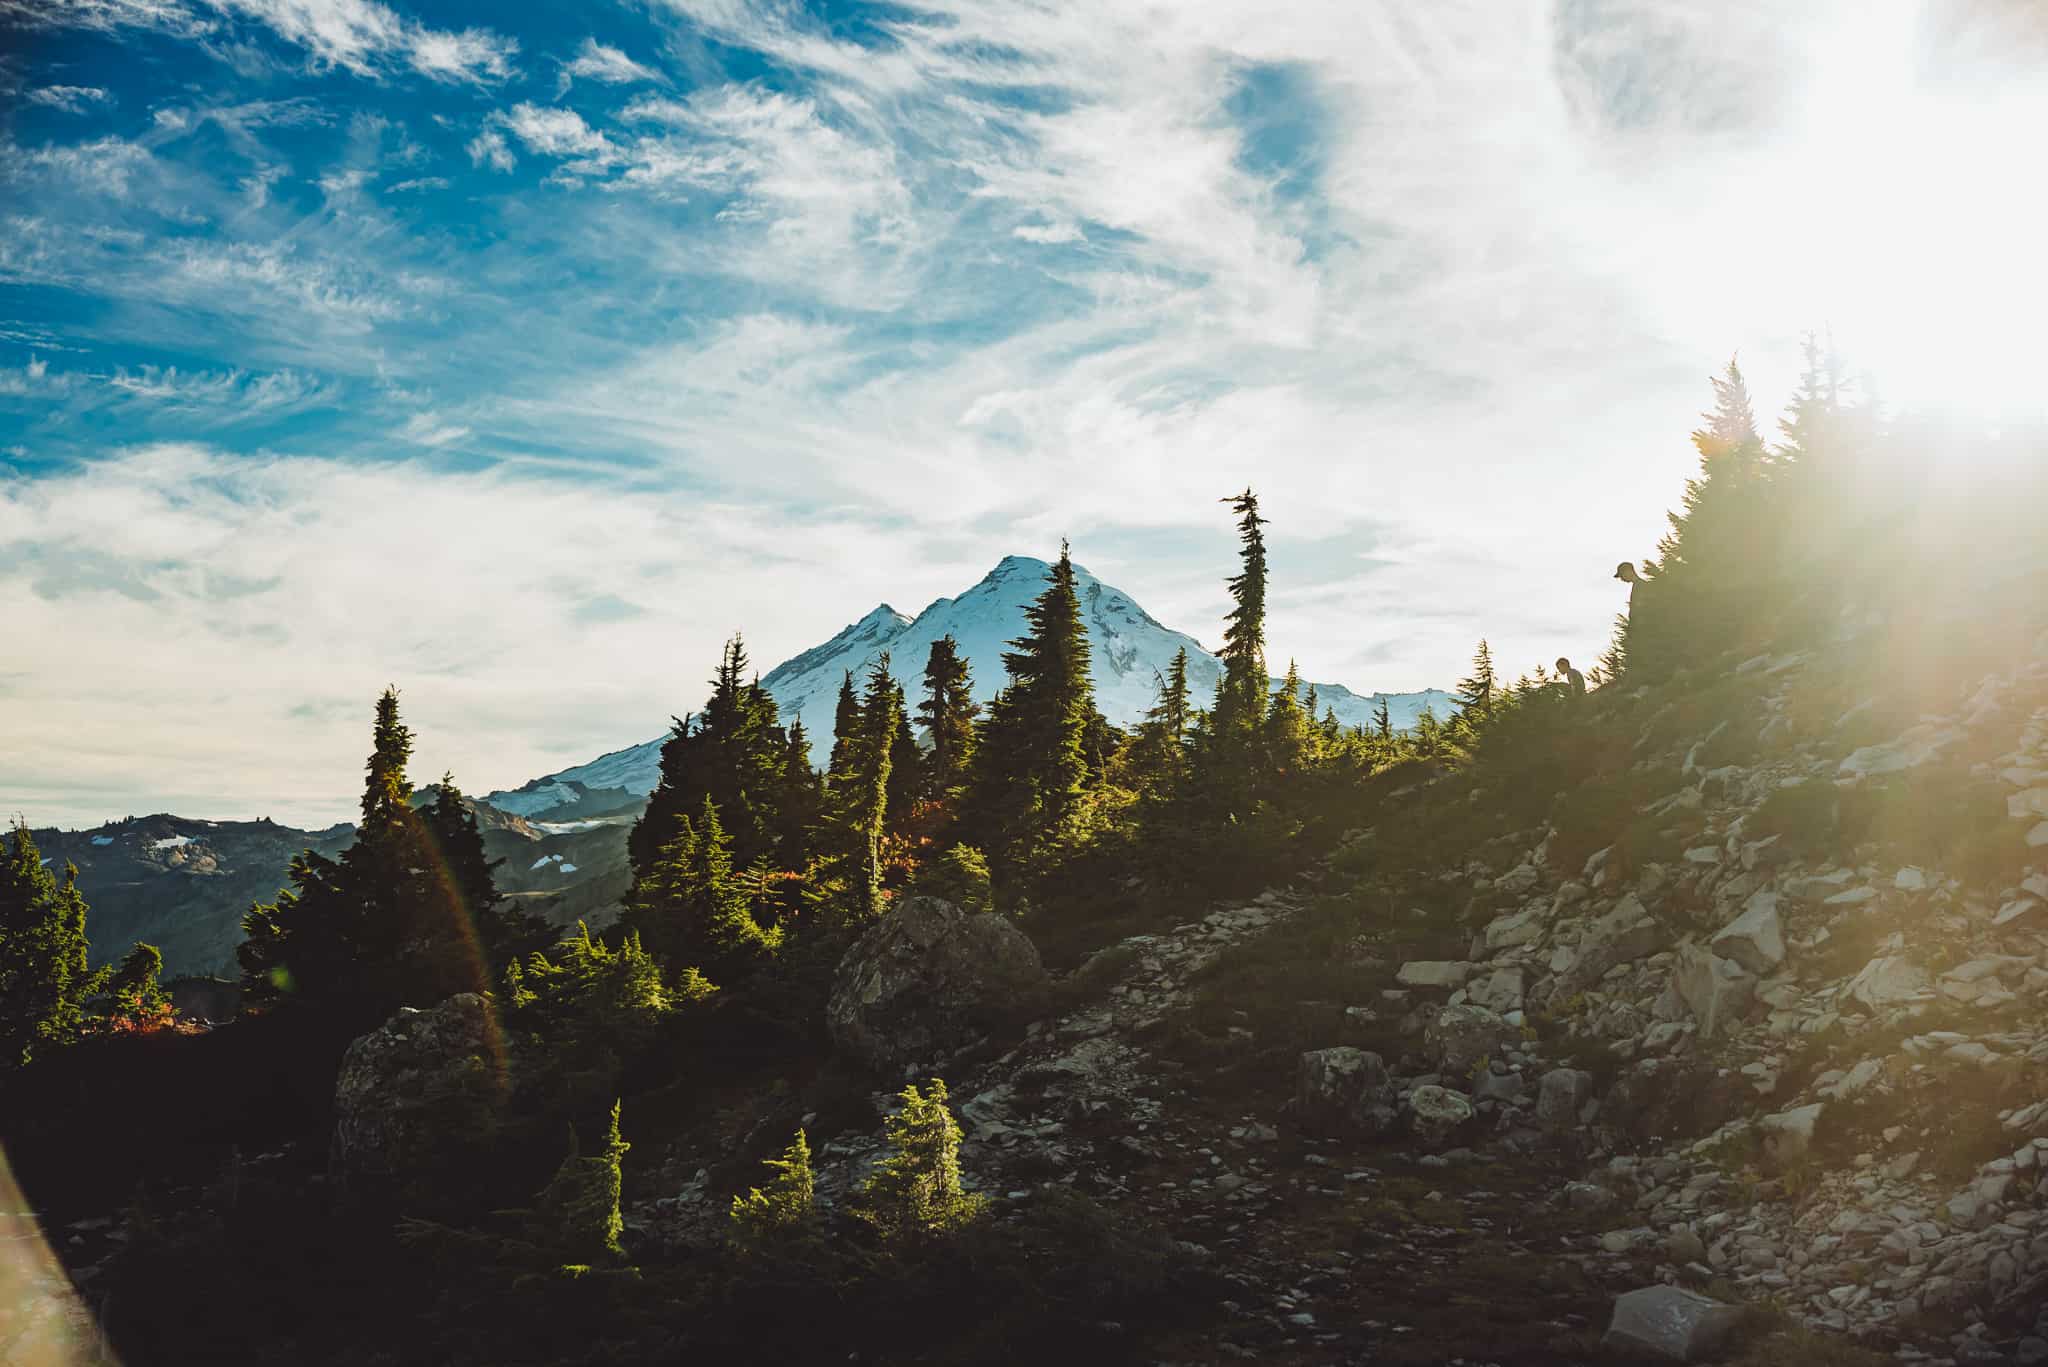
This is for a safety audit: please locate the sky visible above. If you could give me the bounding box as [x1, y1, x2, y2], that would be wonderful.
[3, 0, 2045, 829]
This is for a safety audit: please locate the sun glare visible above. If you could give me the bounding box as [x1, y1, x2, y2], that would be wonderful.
[1782, 2, 2048, 420]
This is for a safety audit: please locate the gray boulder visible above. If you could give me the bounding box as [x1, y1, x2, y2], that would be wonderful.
[1296, 1047, 1397, 1137]
[332, 993, 505, 1200]
[1709, 891, 1785, 976]
[1673, 942, 1755, 1039]
[1759, 1103, 1824, 1170]
[1557, 895, 1669, 993]
[1407, 1084, 1474, 1148]
[827, 895, 1048, 1074]
[1536, 1068, 1597, 1131]
[1395, 959, 1472, 990]
[1845, 955, 1931, 1010]
[1468, 965, 1527, 1014]
[1602, 1286, 1744, 1362]
[1424, 1003, 1509, 1076]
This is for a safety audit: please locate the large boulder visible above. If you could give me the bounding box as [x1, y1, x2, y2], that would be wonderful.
[827, 895, 1048, 1074]
[1296, 1047, 1397, 1137]
[1845, 955, 1931, 1010]
[1673, 942, 1755, 1039]
[1556, 895, 1669, 994]
[1424, 1003, 1510, 1076]
[1759, 1103, 1824, 1170]
[1468, 965, 1528, 1014]
[1407, 1084, 1475, 1148]
[331, 993, 505, 1202]
[1602, 1286, 1744, 1362]
[1709, 891, 1785, 976]
[1536, 1067, 1597, 1131]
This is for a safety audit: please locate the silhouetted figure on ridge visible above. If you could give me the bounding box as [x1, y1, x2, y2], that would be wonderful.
[1556, 657, 1586, 696]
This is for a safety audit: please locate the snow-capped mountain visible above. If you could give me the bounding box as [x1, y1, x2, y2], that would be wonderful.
[485, 555, 1451, 818]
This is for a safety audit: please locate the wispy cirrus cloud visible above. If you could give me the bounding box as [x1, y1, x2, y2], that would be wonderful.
[25, 85, 115, 113]
[557, 37, 659, 93]
[202, 0, 516, 83]
[105, 363, 337, 414]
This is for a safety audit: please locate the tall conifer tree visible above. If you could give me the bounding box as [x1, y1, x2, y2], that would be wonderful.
[240, 688, 495, 1019]
[1, 823, 98, 1068]
[916, 635, 978, 806]
[970, 545, 1094, 852]
[1212, 489, 1269, 745]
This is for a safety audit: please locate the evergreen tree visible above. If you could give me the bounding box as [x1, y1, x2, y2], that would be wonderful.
[835, 656, 899, 920]
[1, 822, 98, 1068]
[627, 636, 788, 884]
[906, 844, 994, 915]
[238, 689, 494, 1019]
[421, 773, 534, 957]
[855, 1079, 986, 1243]
[1629, 359, 1774, 677]
[1264, 659, 1312, 775]
[625, 795, 781, 982]
[102, 941, 168, 1021]
[1132, 647, 1193, 791]
[1372, 696, 1393, 743]
[916, 636, 979, 806]
[827, 671, 861, 783]
[969, 545, 1094, 854]
[772, 720, 823, 864]
[1775, 332, 1847, 470]
[885, 682, 922, 833]
[729, 1128, 817, 1256]
[1455, 640, 1498, 722]
[535, 1100, 629, 1265]
[1212, 489, 1270, 745]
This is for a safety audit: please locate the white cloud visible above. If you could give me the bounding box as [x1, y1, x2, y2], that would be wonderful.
[558, 37, 659, 93]
[1013, 219, 1082, 244]
[0, 355, 72, 396]
[201, 0, 517, 84]
[0, 0, 214, 38]
[499, 102, 613, 160]
[388, 175, 447, 192]
[104, 363, 335, 413]
[2, 136, 155, 198]
[26, 85, 114, 113]
[395, 411, 468, 446]
[466, 127, 514, 172]
[405, 26, 517, 84]
[0, 444, 952, 827]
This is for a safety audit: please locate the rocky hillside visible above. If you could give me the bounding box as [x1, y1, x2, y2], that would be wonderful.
[610, 614, 2048, 1363]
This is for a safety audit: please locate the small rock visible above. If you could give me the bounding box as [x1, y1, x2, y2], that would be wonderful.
[1397, 960, 1474, 990]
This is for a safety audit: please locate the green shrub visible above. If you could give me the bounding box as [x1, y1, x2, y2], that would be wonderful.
[856, 1079, 987, 1243]
[910, 844, 996, 915]
[729, 1127, 817, 1256]
[535, 1100, 629, 1265]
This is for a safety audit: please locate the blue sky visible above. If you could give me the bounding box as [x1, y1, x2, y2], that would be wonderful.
[4, 0, 2043, 826]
